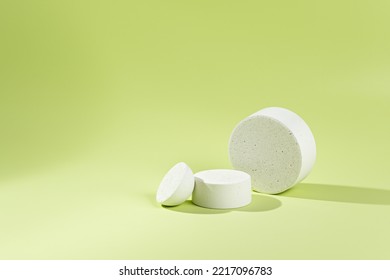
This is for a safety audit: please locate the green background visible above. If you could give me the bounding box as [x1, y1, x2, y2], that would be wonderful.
[1, 0, 389, 259]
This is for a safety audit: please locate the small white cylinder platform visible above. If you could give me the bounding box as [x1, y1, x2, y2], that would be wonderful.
[192, 169, 251, 209]
[229, 107, 316, 194]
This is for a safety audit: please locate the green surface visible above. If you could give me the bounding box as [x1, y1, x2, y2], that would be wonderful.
[1, 0, 390, 259]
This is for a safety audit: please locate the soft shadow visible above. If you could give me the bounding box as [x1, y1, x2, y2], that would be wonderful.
[237, 194, 282, 212]
[280, 183, 390, 205]
[163, 201, 231, 214]
[162, 194, 282, 214]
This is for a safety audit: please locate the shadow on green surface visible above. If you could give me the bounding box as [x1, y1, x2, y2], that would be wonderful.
[163, 194, 282, 214]
[163, 201, 230, 214]
[237, 193, 282, 212]
[280, 183, 390, 205]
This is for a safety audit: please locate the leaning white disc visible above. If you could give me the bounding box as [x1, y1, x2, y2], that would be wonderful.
[156, 162, 194, 206]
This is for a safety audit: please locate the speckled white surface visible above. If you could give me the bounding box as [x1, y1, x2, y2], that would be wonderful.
[192, 169, 251, 209]
[156, 162, 194, 206]
[229, 107, 316, 194]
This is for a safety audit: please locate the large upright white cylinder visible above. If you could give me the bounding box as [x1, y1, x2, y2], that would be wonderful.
[229, 107, 316, 194]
